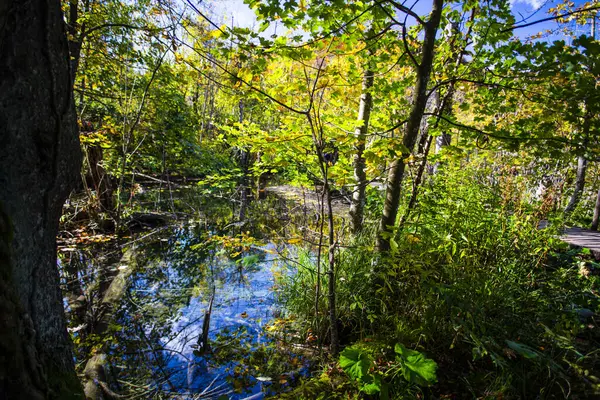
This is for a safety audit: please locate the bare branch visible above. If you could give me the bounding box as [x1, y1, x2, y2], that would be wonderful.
[174, 37, 308, 115]
[402, 23, 420, 68]
[389, 0, 426, 25]
[82, 23, 151, 40]
[424, 112, 573, 145]
[502, 5, 600, 32]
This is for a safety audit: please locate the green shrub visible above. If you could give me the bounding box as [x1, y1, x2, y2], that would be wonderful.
[279, 163, 600, 398]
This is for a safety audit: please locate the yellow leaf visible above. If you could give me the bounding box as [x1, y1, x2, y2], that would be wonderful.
[209, 26, 226, 39]
[407, 234, 420, 244]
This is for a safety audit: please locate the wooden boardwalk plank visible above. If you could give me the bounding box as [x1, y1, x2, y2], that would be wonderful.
[560, 227, 600, 252]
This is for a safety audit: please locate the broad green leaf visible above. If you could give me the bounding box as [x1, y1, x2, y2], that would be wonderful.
[395, 344, 437, 386]
[361, 373, 387, 397]
[395, 343, 419, 358]
[361, 381, 380, 395]
[339, 347, 373, 381]
[402, 353, 438, 386]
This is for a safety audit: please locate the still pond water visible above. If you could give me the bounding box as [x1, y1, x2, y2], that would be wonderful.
[59, 192, 317, 398]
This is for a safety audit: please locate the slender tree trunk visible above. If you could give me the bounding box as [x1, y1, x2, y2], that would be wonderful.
[564, 156, 588, 214]
[85, 144, 114, 213]
[67, 0, 90, 85]
[435, 131, 452, 152]
[325, 178, 339, 355]
[238, 100, 250, 222]
[72, 1, 116, 217]
[400, 135, 433, 227]
[377, 0, 444, 252]
[431, 85, 455, 174]
[308, 108, 339, 354]
[114, 50, 167, 229]
[433, 10, 474, 175]
[68, 0, 82, 84]
[314, 186, 325, 347]
[585, 22, 597, 230]
[591, 188, 600, 230]
[0, 0, 84, 398]
[400, 84, 456, 225]
[349, 68, 374, 233]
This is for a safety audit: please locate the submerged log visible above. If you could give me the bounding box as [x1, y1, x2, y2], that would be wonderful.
[82, 249, 136, 399]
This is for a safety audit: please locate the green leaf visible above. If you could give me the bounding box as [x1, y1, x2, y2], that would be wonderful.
[402, 353, 438, 385]
[505, 340, 539, 359]
[361, 381, 380, 395]
[339, 347, 373, 381]
[395, 344, 438, 386]
[394, 343, 419, 358]
[240, 254, 260, 268]
[258, 21, 270, 32]
[389, 238, 399, 253]
[361, 373, 386, 396]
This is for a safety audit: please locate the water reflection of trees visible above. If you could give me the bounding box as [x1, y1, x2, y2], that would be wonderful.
[58, 191, 315, 397]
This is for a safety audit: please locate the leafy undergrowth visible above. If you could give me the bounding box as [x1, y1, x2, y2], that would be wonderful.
[275, 166, 600, 399]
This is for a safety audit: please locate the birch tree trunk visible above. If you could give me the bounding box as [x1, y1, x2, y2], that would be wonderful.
[565, 108, 592, 215]
[349, 68, 374, 233]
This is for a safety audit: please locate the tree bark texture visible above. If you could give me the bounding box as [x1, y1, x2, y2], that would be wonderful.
[591, 188, 600, 230]
[564, 155, 588, 214]
[399, 135, 433, 227]
[377, 0, 444, 252]
[349, 68, 374, 233]
[84, 144, 115, 213]
[67, 0, 83, 84]
[0, 0, 83, 398]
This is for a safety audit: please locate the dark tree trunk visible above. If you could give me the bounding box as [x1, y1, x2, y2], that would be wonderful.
[67, 0, 83, 84]
[399, 135, 433, 227]
[377, 0, 444, 252]
[85, 144, 115, 213]
[0, 0, 83, 398]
